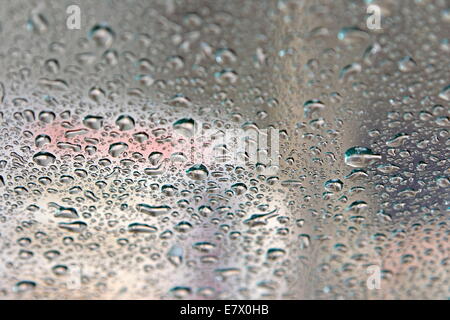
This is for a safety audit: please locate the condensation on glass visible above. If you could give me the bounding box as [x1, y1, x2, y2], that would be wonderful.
[0, 0, 449, 300]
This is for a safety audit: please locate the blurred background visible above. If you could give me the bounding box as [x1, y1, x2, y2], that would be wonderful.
[0, 0, 448, 299]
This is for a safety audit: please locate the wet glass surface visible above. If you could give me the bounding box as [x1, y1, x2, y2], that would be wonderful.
[0, 0, 449, 299]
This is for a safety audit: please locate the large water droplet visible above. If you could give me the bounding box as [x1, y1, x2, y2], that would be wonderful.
[35, 134, 51, 148]
[83, 115, 104, 130]
[147, 152, 164, 166]
[344, 147, 381, 167]
[33, 151, 56, 166]
[186, 164, 209, 180]
[128, 223, 158, 233]
[173, 118, 196, 137]
[116, 115, 135, 131]
[108, 142, 128, 157]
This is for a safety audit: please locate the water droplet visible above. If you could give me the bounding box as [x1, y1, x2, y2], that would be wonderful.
[324, 179, 344, 192]
[33, 151, 56, 166]
[116, 115, 135, 131]
[231, 182, 247, 195]
[267, 248, 286, 260]
[38, 111, 56, 123]
[136, 204, 171, 216]
[89, 24, 115, 48]
[108, 142, 128, 157]
[186, 164, 209, 180]
[303, 100, 325, 118]
[14, 280, 36, 293]
[83, 115, 104, 130]
[167, 245, 183, 266]
[27, 12, 48, 34]
[337, 27, 369, 43]
[215, 48, 237, 64]
[173, 118, 196, 137]
[344, 147, 381, 167]
[398, 56, 417, 72]
[128, 223, 158, 233]
[169, 94, 192, 107]
[174, 221, 193, 233]
[299, 234, 311, 249]
[35, 134, 51, 148]
[438, 84, 450, 101]
[214, 69, 238, 84]
[58, 221, 87, 232]
[148, 151, 164, 166]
